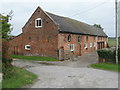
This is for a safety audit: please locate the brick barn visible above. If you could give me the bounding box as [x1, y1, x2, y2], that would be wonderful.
[10, 7, 108, 60]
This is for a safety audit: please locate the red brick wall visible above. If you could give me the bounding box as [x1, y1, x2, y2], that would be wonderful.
[58, 33, 108, 58]
[10, 7, 108, 60]
[10, 7, 59, 58]
[9, 34, 23, 55]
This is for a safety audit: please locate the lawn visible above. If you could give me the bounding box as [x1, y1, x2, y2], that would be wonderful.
[108, 38, 116, 47]
[2, 66, 37, 88]
[91, 63, 119, 72]
[11, 55, 58, 61]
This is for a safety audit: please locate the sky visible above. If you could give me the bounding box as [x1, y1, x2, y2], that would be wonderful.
[1, 0, 119, 37]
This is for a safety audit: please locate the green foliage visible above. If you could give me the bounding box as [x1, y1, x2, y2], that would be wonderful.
[97, 50, 115, 63]
[2, 66, 37, 88]
[97, 50, 115, 60]
[94, 24, 103, 30]
[1, 12, 14, 79]
[0, 12, 13, 40]
[91, 63, 119, 72]
[2, 62, 15, 79]
[108, 38, 116, 47]
[11, 55, 58, 61]
[2, 39, 13, 79]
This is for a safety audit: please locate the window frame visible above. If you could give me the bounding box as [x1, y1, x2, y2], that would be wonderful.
[78, 36, 81, 43]
[68, 35, 71, 42]
[84, 43, 88, 49]
[25, 45, 31, 50]
[94, 42, 97, 47]
[86, 36, 88, 41]
[90, 43, 93, 48]
[70, 44, 74, 51]
[35, 18, 42, 28]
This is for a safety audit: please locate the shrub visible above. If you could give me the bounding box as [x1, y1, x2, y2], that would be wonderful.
[2, 39, 14, 79]
[97, 49, 115, 63]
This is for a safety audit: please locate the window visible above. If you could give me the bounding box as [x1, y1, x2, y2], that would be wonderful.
[86, 36, 88, 41]
[78, 36, 81, 43]
[35, 18, 42, 28]
[105, 41, 106, 45]
[84, 43, 88, 48]
[94, 36, 97, 40]
[68, 35, 71, 42]
[94, 42, 97, 47]
[90, 43, 92, 47]
[25, 45, 31, 50]
[70, 44, 74, 51]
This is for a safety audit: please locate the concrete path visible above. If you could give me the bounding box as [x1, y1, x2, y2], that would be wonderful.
[12, 52, 118, 88]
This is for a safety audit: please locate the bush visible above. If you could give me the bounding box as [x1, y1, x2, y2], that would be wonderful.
[2, 39, 14, 79]
[97, 49, 115, 63]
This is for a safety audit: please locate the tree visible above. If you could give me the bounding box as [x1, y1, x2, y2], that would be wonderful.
[0, 11, 14, 79]
[0, 11, 13, 40]
[94, 24, 104, 30]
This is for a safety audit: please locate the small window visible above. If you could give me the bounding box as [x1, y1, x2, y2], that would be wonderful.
[105, 41, 106, 45]
[78, 36, 81, 43]
[25, 45, 31, 50]
[35, 18, 42, 28]
[70, 44, 74, 51]
[84, 43, 88, 48]
[68, 35, 71, 42]
[90, 43, 92, 47]
[94, 36, 97, 40]
[94, 42, 97, 47]
[86, 36, 88, 41]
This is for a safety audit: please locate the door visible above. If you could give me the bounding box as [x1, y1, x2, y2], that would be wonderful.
[79, 44, 81, 56]
[59, 47, 64, 60]
[14, 46, 18, 55]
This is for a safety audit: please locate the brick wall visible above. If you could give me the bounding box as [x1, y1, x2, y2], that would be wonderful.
[9, 34, 23, 55]
[10, 7, 59, 58]
[58, 33, 108, 60]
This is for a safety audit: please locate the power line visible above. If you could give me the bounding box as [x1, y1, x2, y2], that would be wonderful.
[69, 1, 108, 17]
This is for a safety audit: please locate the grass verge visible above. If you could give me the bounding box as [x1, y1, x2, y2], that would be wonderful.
[11, 55, 58, 61]
[91, 63, 119, 72]
[2, 66, 37, 88]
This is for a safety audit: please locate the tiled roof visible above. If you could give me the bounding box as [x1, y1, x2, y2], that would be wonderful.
[47, 12, 107, 37]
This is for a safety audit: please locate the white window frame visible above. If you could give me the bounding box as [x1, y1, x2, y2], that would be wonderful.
[94, 42, 97, 47]
[90, 43, 93, 48]
[105, 41, 106, 45]
[35, 18, 42, 28]
[70, 44, 74, 51]
[84, 43, 88, 49]
[25, 45, 31, 50]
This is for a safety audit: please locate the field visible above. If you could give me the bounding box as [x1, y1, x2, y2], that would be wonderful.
[108, 38, 116, 47]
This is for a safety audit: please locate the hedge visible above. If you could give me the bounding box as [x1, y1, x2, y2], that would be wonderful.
[97, 49, 116, 63]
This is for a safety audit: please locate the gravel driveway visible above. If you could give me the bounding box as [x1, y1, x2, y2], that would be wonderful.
[12, 52, 118, 88]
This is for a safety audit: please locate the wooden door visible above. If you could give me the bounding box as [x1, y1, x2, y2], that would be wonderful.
[59, 47, 64, 60]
